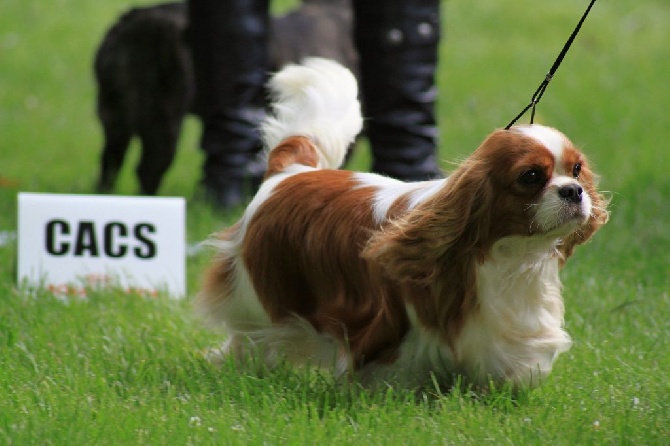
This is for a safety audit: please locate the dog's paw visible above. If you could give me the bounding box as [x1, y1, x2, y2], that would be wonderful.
[202, 346, 227, 367]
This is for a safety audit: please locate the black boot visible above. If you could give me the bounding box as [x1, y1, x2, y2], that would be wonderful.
[353, 0, 443, 181]
[186, 0, 269, 209]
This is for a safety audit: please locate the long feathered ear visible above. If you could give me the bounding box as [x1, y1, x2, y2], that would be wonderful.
[362, 160, 493, 286]
[558, 164, 610, 264]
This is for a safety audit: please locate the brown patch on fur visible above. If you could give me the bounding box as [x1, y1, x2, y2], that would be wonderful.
[386, 193, 412, 221]
[561, 146, 582, 176]
[265, 136, 320, 179]
[477, 131, 557, 239]
[242, 170, 409, 368]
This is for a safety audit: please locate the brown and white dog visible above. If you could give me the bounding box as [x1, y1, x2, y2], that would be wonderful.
[197, 58, 609, 390]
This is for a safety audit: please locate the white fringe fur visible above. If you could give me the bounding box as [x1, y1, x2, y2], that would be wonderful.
[261, 57, 363, 169]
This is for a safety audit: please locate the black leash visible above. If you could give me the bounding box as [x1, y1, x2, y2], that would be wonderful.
[505, 0, 598, 130]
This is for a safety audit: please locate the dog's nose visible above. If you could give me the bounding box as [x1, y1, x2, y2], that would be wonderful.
[558, 184, 583, 203]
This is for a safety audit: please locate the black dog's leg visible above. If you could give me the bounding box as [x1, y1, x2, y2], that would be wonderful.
[97, 119, 132, 194]
[136, 115, 182, 195]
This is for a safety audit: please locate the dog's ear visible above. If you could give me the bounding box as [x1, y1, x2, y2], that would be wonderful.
[558, 164, 609, 265]
[362, 161, 493, 343]
[362, 161, 492, 286]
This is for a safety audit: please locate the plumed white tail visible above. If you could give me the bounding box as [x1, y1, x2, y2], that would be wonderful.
[262, 58, 363, 169]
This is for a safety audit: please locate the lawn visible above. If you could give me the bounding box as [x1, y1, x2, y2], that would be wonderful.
[1, 0, 669, 444]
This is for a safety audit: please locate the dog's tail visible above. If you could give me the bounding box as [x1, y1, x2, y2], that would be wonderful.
[261, 58, 362, 177]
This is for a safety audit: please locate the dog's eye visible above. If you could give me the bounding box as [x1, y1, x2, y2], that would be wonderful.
[572, 163, 582, 178]
[519, 169, 545, 186]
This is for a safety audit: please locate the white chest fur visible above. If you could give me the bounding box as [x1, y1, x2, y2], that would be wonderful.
[368, 236, 573, 389]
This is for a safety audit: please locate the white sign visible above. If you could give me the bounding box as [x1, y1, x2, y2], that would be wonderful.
[17, 193, 186, 298]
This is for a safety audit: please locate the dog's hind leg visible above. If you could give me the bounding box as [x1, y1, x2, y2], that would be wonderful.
[97, 118, 132, 194]
[136, 115, 181, 195]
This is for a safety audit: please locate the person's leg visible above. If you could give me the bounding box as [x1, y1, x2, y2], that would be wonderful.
[186, 0, 269, 208]
[353, 0, 442, 181]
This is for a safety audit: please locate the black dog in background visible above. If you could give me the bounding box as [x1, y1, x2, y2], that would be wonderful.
[95, 0, 357, 195]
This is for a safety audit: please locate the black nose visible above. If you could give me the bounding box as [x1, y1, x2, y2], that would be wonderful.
[558, 184, 583, 203]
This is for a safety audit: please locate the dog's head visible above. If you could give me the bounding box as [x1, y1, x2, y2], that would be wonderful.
[472, 125, 609, 251]
[365, 124, 609, 285]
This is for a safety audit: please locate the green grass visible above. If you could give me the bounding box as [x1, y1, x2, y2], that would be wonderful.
[1, 0, 669, 444]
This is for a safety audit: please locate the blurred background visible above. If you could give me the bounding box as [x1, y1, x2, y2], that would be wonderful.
[1, 1, 669, 442]
[1, 0, 669, 289]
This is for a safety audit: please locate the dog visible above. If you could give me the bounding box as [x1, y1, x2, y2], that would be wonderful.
[94, 0, 357, 195]
[196, 58, 609, 390]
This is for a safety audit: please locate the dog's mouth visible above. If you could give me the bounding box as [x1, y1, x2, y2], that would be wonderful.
[530, 200, 590, 236]
[543, 215, 585, 237]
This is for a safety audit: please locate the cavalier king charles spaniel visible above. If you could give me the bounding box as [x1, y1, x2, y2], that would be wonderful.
[197, 58, 608, 390]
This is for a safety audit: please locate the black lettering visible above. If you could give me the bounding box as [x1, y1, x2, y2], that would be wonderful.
[74, 221, 99, 257]
[45, 219, 70, 256]
[134, 223, 156, 259]
[104, 222, 128, 258]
